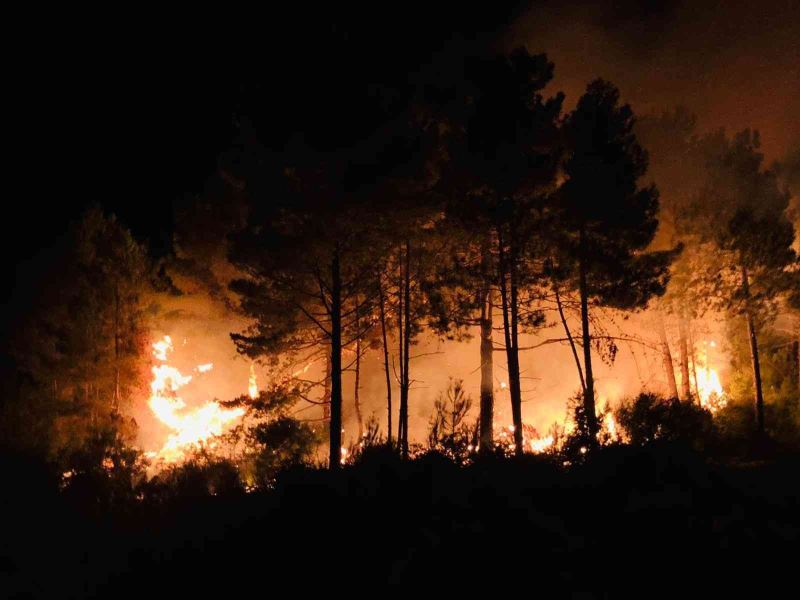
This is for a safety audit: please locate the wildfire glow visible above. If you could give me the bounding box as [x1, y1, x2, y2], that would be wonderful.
[248, 363, 258, 399]
[148, 336, 244, 462]
[152, 336, 173, 361]
[697, 341, 727, 413]
[529, 434, 555, 453]
[498, 424, 555, 454]
[604, 412, 620, 442]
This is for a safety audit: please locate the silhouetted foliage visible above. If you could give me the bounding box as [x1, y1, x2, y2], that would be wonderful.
[221, 384, 322, 487]
[558, 80, 679, 439]
[426, 378, 478, 464]
[615, 392, 714, 449]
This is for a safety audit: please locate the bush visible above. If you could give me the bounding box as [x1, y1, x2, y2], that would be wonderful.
[425, 378, 478, 465]
[141, 454, 244, 503]
[615, 392, 714, 450]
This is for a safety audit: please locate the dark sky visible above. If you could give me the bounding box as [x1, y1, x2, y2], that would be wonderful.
[5, 1, 799, 331]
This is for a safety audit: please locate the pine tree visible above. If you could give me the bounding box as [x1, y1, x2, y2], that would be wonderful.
[685, 129, 797, 436]
[559, 80, 678, 440]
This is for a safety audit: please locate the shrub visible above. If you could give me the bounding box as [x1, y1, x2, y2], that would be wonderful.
[615, 392, 714, 449]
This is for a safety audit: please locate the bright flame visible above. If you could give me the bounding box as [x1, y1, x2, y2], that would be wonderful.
[248, 364, 258, 399]
[152, 336, 173, 361]
[529, 434, 554, 453]
[497, 423, 555, 454]
[696, 341, 727, 413]
[602, 404, 621, 443]
[148, 336, 244, 462]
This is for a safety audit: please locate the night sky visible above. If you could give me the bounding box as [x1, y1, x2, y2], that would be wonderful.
[6, 1, 798, 330]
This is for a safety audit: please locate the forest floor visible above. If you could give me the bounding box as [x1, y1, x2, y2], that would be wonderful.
[2, 443, 799, 597]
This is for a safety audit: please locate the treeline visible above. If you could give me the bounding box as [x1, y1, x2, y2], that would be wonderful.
[218, 49, 798, 466]
[3, 48, 799, 476]
[2, 209, 153, 470]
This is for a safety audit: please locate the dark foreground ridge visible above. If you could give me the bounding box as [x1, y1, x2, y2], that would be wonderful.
[2, 443, 799, 597]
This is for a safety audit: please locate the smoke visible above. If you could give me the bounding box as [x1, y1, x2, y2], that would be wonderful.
[506, 0, 800, 162]
[134, 2, 798, 451]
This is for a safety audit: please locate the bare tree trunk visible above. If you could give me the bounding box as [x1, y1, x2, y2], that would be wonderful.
[498, 229, 523, 456]
[656, 314, 679, 400]
[322, 354, 332, 421]
[741, 266, 765, 437]
[688, 324, 700, 402]
[329, 248, 343, 469]
[677, 313, 691, 401]
[396, 252, 404, 449]
[378, 277, 392, 445]
[793, 338, 800, 401]
[479, 241, 494, 453]
[353, 295, 363, 439]
[113, 284, 120, 413]
[400, 240, 411, 459]
[479, 287, 494, 453]
[555, 284, 585, 393]
[508, 247, 523, 456]
[578, 227, 599, 440]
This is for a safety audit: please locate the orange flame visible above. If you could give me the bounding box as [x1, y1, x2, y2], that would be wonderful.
[248, 363, 258, 399]
[697, 341, 727, 414]
[148, 336, 244, 462]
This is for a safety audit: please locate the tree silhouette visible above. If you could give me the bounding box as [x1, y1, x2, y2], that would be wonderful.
[559, 80, 678, 439]
[434, 48, 563, 454]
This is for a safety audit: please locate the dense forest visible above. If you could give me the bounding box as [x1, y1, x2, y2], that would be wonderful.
[2, 3, 799, 596]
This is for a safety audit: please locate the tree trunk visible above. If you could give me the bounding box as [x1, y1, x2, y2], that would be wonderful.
[400, 240, 411, 459]
[656, 314, 679, 400]
[322, 355, 332, 421]
[688, 324, 700, 403]
[113, 284, 120, 413]
[498, 229, 523, 456]
[578, 228, 599, 440]
[329, 248, 343, 469]
[479, 286, 494, 453]
[677, 314, 691, 401]
[396, 252, 405, 450]
[353, 296, 363, 439]
[479, 241, 494, 453]
[378, 277, 392, 445]
[555, 284, 585, 393]
[793, 338, 800, 400]
[508, 246, 523, 456]
[741, 266, 765, 436]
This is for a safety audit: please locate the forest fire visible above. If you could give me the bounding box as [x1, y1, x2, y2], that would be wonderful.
[147, 336, 245, 462]
[6, 5, 800, 594]
[248, 363, 258, 399]
[696, 341, 727, 413]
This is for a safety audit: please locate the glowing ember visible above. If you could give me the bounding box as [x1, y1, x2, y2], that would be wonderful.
[248, 363, 258, 399]
[148, 336, 244, 462]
